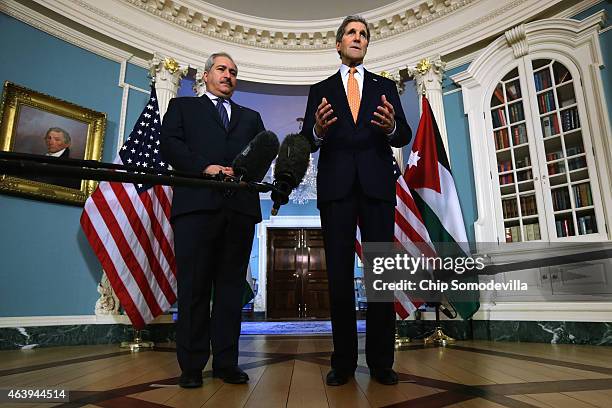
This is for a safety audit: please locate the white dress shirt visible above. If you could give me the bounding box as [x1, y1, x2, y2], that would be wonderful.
[313, 64, 395, 143]
[46, 148, 66, 157]
[205, 91, 232, 121]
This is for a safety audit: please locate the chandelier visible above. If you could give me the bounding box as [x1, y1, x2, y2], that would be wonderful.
[290, 154, 317, 204]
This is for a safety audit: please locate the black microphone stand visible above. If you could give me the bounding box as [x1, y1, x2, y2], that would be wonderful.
[0, 151, 281, 194]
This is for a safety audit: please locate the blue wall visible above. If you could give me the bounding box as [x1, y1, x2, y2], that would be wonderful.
[2, 2, 610, 317]
[443, 64, 477, 243]
[0, 13, 150, 316]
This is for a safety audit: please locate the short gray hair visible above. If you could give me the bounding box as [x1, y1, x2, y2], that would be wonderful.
[335, 15, 370, 44]
[204, 52, 237, 73]
[45, 127, 71, 144]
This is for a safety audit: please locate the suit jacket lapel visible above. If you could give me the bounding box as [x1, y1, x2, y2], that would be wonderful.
[228, 100, 241, 133]
[198, 95, 226, 132]
[329, 71, 355, 129]
[357, 69, 376, 127]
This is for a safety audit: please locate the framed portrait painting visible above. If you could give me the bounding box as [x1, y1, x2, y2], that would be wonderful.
[0, 81, 106, 205]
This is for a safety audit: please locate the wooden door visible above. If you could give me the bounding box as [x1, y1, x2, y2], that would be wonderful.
[267, 228, 329, 319]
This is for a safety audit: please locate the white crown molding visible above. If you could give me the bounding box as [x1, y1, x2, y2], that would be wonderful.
[554, 0, 606, 19]
[122, 0, 475, 50]
[434, 0, 606, 75]
[14, 0, 568, 84]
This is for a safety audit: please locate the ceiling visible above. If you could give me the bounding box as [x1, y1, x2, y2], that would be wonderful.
[201, 0, 399, 20]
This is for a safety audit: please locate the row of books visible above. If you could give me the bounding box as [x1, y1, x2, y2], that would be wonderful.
[534, 69, 552, 91]
[508, 103, 524, 123]
[512, 124, 528, 145]
[523, 223, 541, 241]
[555, 215, 596, 237]
[566, 145, 583, 156]
[502, 199, 519, 218]
[499, 173, 514, 185]
[548, 161, 565, 176]
[516, 155, 531, 168]
[505, 223, 541, 242]
[494, 129, 510, 149]
[520, 195, 537, 216]
[517, 169, 533, 182]
[577, 214, 597, 235]
[541, 115, 560, 137]
[538, 91, 556, 114]
[561, 108, 580, 132]
[547, 150, 563, 161]
[505, 225, 522, 242]
[492, 108, 507, 128]
[505, 81, 521, 101]
[552, 188, 571, 211]
[567, 156, 587, 171]
[494, 125, 529, 150]
[491, 85, 505, 107]
[498, 160, 512, 172]
[555, 218, 574, 237]
[573, 183, 593, 207]
[546, 145, 582, 162]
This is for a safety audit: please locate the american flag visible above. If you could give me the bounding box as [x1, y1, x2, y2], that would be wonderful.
[355, 158, 432, 319]
[81, 85, 177, 329]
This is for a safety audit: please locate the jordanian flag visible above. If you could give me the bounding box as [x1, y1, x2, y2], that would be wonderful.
[404, 97, 480, 320]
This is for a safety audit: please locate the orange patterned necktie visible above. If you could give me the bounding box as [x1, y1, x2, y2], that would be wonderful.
[347, 67, 360, 123]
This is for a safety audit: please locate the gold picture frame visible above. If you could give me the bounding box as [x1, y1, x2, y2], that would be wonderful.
[0, 81, 106, 205]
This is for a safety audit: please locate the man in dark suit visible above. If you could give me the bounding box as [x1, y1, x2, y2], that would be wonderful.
[301, 15, 411, 386]
[161, 52, 265, 388]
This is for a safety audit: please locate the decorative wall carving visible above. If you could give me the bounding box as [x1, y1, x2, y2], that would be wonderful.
[505, 24, 529, 58]
[127, 0, 475, 50]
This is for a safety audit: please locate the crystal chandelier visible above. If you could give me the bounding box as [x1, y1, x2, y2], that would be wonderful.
[290, 154, 317, 204]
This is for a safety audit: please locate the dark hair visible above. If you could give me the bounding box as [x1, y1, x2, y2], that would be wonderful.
[335, 15, 371, 45]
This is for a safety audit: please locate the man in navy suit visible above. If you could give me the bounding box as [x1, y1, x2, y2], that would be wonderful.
[301, 15, 411, 386]
[161, 52, 265, 388]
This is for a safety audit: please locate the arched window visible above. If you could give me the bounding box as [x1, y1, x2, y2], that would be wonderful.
[454, 16, 611, 244]
[490, 59, 604, 242]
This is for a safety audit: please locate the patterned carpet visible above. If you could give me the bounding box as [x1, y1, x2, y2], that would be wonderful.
[240, 320, 366, 334]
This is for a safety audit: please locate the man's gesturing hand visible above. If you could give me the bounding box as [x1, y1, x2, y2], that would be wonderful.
[371, 95, 396, 134]
[314, 97, 338, 137]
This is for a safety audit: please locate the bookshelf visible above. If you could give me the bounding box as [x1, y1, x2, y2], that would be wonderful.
[534, 59, 596, 238]
[491, 60, 601, 242]
[491, 68, 540, 242]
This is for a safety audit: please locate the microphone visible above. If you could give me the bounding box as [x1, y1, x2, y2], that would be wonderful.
[271, 133, 311, 215]
[232, 130, 280, 182]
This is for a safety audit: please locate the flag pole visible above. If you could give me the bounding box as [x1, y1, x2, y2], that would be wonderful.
[120, 329, 154, 352]
[424, 303, 455, 346]
[394, 324, 411, 349]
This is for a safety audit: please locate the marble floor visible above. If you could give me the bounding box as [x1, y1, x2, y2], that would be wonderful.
[1, 337, 612, 407]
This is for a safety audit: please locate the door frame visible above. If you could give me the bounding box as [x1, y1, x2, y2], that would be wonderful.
[254, 216, 321, 315]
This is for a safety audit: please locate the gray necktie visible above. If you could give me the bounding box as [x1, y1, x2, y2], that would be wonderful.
[216, 98, 229, 130]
